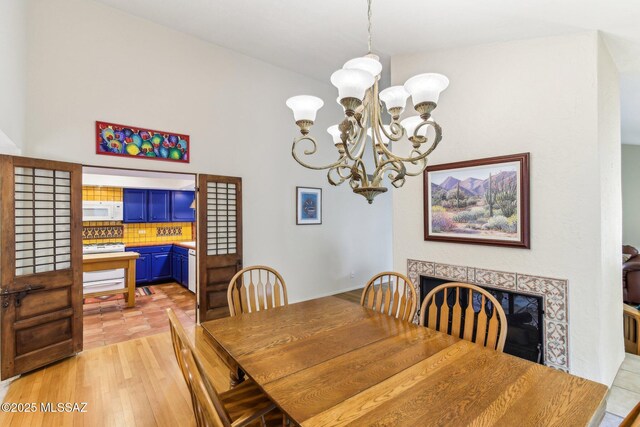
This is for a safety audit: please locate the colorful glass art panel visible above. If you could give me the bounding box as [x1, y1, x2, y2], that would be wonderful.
[96, 121, 189, 163]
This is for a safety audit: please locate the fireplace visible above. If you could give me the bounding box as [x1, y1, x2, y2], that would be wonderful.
[421, 276, 544, 364]
[407, 259, 569, 372]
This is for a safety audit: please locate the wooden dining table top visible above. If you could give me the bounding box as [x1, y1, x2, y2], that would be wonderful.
[201, 296, 608, 426]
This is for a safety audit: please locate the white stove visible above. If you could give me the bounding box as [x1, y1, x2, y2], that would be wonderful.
[83, 242, 125, 254]
[83, 242, 126, 295]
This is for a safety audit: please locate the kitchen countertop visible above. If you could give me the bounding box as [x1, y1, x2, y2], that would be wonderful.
[83, 252, 140, 263]
[124, 241, 196, 250]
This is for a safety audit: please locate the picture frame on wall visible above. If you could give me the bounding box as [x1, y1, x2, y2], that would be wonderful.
[96, 121, 190, 163]
[296, 187, 322, 225]
[424, 153, 530, 248]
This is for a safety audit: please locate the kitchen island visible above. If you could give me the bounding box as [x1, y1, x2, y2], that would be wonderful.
[83, 252, 140, 308]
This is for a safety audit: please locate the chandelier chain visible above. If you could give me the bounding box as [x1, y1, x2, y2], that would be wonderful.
[367, 0, 372, 53]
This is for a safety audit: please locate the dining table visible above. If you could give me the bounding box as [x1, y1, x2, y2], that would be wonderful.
[201, 296, 608, 426]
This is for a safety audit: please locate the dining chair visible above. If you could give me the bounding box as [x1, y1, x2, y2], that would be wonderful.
[624, 304, 640, 355]
[360, 272, 417, 322]
[419, 282, 508, 352]
[621, 401, 640, 427]
[167, 309, 283, 426]
[227, 266, 288, 316]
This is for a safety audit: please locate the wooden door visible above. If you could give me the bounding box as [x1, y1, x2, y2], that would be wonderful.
[0, 156, 83, 380]
[197, 175, 242, 321]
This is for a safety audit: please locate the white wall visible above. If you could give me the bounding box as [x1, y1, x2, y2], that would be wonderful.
[25, 0, 393, 302]
[391, 32, 622, 384]
[0, 0, 27, 154]
[622, 145, 640, 247]
[597, 34, 624, 386]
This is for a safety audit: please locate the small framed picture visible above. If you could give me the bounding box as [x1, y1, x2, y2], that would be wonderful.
[296, 187, 322, 225]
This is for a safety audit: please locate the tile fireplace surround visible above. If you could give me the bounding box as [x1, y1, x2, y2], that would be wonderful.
[407, 259, 570, 372]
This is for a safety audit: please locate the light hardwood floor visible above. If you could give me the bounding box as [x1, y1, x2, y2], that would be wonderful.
[0, 326, 230, 427]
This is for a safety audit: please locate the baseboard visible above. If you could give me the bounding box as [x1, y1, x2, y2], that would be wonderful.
[290, 284, 364, 304]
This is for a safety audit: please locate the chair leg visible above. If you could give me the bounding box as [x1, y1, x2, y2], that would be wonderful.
[229, 367, 245, 388]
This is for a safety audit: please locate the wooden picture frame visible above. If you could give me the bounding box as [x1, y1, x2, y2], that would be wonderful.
[296, 187, 322, 225]
[424, 153, 530, 248]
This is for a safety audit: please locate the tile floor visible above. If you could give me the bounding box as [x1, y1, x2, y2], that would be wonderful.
[603, 353, 640, 425]
[82, 282, 196, 349]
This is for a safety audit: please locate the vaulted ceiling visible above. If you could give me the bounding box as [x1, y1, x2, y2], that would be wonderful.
[94, 0, 640, 143]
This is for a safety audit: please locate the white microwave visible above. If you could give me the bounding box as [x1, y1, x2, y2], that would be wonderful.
[82, 201, 124, 221]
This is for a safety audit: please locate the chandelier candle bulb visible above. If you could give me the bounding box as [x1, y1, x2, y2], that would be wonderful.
[343, 56, 383, 78]
[327, 125, 342, 146]
[330, 69, 375, 103]
[404, 73, 449, 112]
[286, 95, 324, 134]
[379, 86, 410, 119]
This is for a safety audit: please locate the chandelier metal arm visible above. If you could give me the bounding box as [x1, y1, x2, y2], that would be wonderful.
[376, 120, 442, 163]
[291, 136, 347, 171]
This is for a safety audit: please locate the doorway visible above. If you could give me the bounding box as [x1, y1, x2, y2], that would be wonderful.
[0, 155, 244, 379]
[80, 166, 197, 349]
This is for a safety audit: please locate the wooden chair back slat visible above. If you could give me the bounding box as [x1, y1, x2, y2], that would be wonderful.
[451, 287, 462, 337]
[486, 305, 501, 349]
[227, 266, 288, 316]
[463, 288, 476, 341]
[274, 278, 283, 308]
[265, 278, 273, 310]
[420, 282, 508, 352]
[383, 280, 392, 314]
[399, 287, 408, 320]
[256, 272, 265, 311]
[391, 283, 400, 316]
[475, 295, 488, 346]
[167, 309, 231, 427]
[361, 272, 417, 322]
[438, 288, 450, 334]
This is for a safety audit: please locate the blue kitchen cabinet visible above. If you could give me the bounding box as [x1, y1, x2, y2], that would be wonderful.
[180, 254, 189, 287]
[171, 246, 189, 288]
[151, 252, 171, 281]
[123, 189, 147, 223]
[126, 247, 151, 285]
[171, 191, 196, 222]
[171, 252, 182, 284]
[148, 190, 171, 222]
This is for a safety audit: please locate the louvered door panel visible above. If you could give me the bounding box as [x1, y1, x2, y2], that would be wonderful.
[198, 175, 242, 321]
[1, 156, 82, 380]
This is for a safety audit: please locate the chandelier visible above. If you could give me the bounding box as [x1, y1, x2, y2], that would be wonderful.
[285, 0, 449, 204]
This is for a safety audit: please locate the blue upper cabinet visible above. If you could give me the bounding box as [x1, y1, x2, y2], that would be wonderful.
[124, 189, 195, 223]
[171, 191, 196, 222]
[123, 189, 147, 223]
[148, 190, 171, 222]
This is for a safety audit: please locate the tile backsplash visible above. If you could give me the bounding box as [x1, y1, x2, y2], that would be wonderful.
[83, 221, 195, 245]
[82, 186, 194, 246]
[83, 186, 122, 201]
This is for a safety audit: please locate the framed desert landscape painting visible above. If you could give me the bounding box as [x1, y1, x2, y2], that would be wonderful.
[424, 153, 530, 248]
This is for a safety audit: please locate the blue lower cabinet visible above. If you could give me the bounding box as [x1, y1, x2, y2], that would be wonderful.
[180, 255, 189, 287]
[127, 245, 190, 286]
[151, 252, 172, 281]
[172, 253, 182, 284]
[126, 247, 151, 285]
